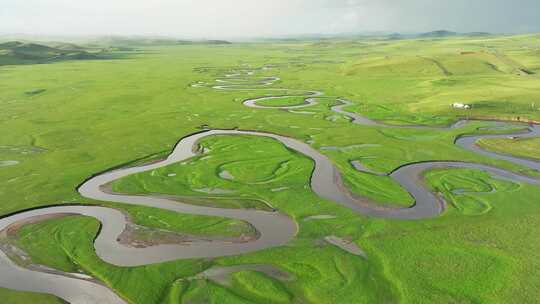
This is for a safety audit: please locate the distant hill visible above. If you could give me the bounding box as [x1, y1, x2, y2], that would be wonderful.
[0, 41, 101, 66]
[379, 31, 493, 40]
[465, 32, 492, 37]
[419, 30, 459, 38]
[417, 30, 492, 39]
[92, 37, 232, 47]
[48, 42, 91, 52]
[386, 33, 405, 40]
[177, 40, 232, 45]
[95, 37, 181, 47]
[0, 37, 232, 66]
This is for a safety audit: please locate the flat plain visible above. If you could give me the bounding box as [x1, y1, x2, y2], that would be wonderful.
[1, 34, 539, 303]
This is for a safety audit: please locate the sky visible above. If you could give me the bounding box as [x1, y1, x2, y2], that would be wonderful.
[1, 0, 540, 38]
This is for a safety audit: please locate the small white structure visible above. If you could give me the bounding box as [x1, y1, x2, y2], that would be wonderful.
[453, 103, 471, 109]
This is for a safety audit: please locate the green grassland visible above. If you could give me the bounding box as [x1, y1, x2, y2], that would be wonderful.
[477, 136, 540, 160]
[15, 204, 257, 273]
[254, 96, 312, 107]
[0, 288, 66, 304]
[1, 34, 540, 303]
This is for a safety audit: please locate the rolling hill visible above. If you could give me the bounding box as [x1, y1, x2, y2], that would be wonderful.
[0, 41, 101, 66]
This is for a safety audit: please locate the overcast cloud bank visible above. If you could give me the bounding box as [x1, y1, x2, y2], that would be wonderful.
[1, 0, 539, 38]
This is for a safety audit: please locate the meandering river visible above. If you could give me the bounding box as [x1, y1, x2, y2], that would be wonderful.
[1, 66, 538, 303]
